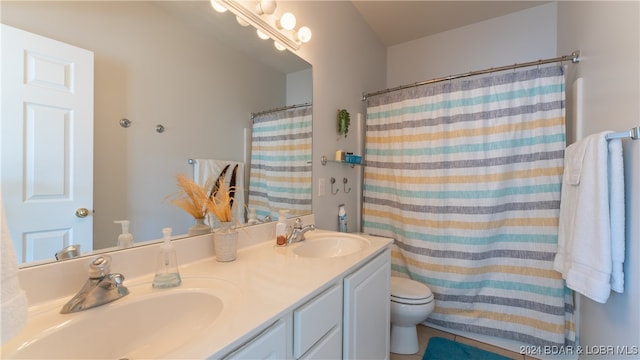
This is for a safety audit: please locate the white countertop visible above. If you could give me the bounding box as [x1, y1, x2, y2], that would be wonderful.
[6, 224, 392, 359]
[166, 230, 392, 358]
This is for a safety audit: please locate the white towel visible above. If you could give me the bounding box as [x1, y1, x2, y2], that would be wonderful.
[193, 159, 246, 224]
[608, 138, 625, 293]
[1, 192, 28, 344]
[554, 132, 624, 303]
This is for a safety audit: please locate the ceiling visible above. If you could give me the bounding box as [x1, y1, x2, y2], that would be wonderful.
[351, 1, 551, 47]
[154, 1, 551, 72]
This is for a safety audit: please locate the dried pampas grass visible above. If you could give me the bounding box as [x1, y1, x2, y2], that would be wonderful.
[168, 174, 235, 223]
[169, 174, 209, 219]
[208, 178, 234, 223]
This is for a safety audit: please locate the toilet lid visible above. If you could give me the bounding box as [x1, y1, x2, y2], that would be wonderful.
[390, 277, 433, 301]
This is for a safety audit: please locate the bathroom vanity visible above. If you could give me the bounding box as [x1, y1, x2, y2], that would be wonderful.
[226, 246, 390, 359]
[3, 218, 392, 359]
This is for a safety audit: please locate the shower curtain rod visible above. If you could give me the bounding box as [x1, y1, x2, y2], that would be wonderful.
[250, 102, 312, 120]
[361, 50, 581, 100]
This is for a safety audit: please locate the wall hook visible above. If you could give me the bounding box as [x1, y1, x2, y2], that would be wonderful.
[330, 177, 339, 195]
[119, 118, 132, 128]
[343, 177, 351, 193]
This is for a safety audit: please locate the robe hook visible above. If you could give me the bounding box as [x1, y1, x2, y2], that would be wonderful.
[343, 177, 351, 194]
[330, 177, 339, 195]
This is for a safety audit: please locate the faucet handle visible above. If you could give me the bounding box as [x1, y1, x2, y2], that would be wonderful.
[293, 218, 302, 230]
[88, 255, 112, 278]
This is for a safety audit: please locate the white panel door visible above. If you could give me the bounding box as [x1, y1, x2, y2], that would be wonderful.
[1, 24, 94, 263]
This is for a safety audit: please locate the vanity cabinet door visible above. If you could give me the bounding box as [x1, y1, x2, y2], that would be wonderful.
[343, 248, 391, 359]
[299, 325, 342, 360]
[225, 320, 287, 359]
[293, 282, 342, 358]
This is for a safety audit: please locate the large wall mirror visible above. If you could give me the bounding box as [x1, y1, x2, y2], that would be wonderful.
[1, 1, 312, 267]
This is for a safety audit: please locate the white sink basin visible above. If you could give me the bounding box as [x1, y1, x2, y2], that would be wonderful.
[2, 277, 241, 359]
[292, 233, 370, 258]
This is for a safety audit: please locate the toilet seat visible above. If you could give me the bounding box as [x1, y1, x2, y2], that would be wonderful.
[390, 277, 434, 305]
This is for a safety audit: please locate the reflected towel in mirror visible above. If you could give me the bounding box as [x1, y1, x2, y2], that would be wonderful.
[1, 191, 28, 343]
[193, 159, 245, 224]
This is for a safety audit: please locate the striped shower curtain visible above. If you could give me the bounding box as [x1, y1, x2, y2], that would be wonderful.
[363, 66, 574, 347]
[248, 105, 312, 220]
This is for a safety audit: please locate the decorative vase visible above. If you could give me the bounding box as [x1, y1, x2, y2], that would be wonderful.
[213, 221, 238, 262]
[188, 217, 211, 236]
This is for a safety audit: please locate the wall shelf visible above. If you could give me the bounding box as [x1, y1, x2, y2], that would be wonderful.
[320, 155, 364, 168]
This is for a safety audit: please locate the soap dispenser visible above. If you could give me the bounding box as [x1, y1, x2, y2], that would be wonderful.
[275, 210, 289, 246]
[247, 207, 259, 225]
[114, 220, 133, 249]
[152, 227, 182, 288]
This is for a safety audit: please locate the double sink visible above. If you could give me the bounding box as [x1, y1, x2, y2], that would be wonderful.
[2, 232, 371, 359]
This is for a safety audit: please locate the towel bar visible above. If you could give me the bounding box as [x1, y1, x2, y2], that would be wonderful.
[605, 126, 640, 141]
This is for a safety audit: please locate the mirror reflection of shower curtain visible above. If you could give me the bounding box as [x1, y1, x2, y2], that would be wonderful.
[248, 105, 312, 220]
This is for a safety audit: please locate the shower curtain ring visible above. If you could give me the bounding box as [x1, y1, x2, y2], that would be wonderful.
[343, 177, 351, 194]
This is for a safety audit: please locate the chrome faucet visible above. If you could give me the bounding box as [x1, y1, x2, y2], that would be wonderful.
[60, 255, 129, 314]
[287, 218, 316, 244]
[259, 215, 272, 223]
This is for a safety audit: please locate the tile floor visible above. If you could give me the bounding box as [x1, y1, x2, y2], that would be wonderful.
[389, 325, 540, 360]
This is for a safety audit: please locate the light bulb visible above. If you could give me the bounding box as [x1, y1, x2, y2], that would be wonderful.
[296, 26, 312, 43]
[210, 0, 227, 13]
[256, 0, 277, 15]
[278, 12, 296, 31]
[274, 41, 286, 51]
[256, 29, 269, 40]
[236, 16, 249, 27]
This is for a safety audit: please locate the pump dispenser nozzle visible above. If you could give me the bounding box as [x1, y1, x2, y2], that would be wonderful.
[152, 227, 181, 288]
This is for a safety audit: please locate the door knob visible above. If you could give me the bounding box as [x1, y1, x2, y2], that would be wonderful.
[75, 208, 90, 218]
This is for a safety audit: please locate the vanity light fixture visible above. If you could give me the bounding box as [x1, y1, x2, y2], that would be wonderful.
[296, 26, 312, 43]
[236, 16, 250, 27]
[255, 0, 277, 15]
[256, 29, 270, 40]
[210, 0, 227, 13]
[277, 12, 296, 31]
[214, 0, 311, 52]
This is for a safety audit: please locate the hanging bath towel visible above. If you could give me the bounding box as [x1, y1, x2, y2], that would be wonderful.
[193, 159, 245, 224]
[554, 132, 625, 303]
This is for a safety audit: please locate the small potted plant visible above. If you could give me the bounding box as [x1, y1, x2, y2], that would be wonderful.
[169, 174, 238, 261]
[337, 109, 350, 138]
[206, 178, 238, 262]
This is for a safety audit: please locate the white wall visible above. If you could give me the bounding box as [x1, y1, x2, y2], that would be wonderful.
[387, 3, 557, 87]
[557, 1, 640, 357]
[286, 1, 387, 231]
[286, 68, 313, 105]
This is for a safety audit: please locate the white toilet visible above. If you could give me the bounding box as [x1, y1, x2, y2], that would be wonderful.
[390, 276, 435, 354]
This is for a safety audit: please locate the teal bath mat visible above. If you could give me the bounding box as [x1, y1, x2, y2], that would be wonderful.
[422, 337, 512, 360]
